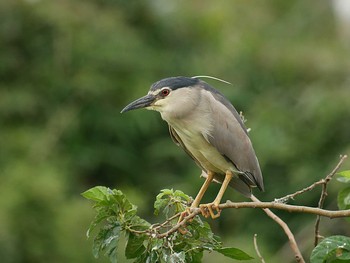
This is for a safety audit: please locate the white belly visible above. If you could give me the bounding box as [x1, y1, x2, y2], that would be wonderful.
[174, 127, 235, 174]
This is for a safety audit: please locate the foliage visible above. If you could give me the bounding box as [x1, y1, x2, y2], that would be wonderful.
[310, 236, 350, 263]
[307, 170, 350, 263]
[82, 186, 253, 262]
[337, 171, 350, 184]
[337, 171, 350, 223]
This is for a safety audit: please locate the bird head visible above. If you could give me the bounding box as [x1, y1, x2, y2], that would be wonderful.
[120, 76, 200, 116]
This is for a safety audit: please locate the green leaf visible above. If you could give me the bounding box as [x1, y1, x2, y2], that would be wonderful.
[112, 189, 135, 213]
[168, 251, 186, 262]
[174, 190, 191, 202]
[125, 233, 146, 259]
[337, 187, 350, 210]
[92, 223, 121, 261]
[154, 198, 168, 216]
[103, 225, 121, 263]
[337, 250, 350, 260]
[146, 250, 160, 263]
[311, 235, 350, 263]
[162, 189, 175, 195]
[214, 247, 254, 260]
[124, 208, 137, 221]
[82, 186, 110, 202]
[188, 250, 203, 263]
[189, 219, 214, 242]
[154, 188, 189, 217]
[130, 215, 151, 231]
[154, 189, 173, 216]
[338, 171, 350, 178]
[337, 171, 350, 184]
[86, 210, 111, 238]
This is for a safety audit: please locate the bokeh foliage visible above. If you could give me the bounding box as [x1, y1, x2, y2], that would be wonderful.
[0, 0, 349, 262]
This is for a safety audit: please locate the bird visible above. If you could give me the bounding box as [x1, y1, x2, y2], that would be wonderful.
[121, 76, 264, 219]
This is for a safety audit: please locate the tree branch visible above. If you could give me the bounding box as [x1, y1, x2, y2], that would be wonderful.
[250, 194, 305, 262]
[254, 234, 266, 263]
[275, 155, 348, 204]
[217, 201, 350, 218]
[314, 154, 348, 246]
[151, 201, 350, 239]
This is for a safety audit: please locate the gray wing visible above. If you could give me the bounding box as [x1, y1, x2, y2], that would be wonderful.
[202, 84, 264, 192]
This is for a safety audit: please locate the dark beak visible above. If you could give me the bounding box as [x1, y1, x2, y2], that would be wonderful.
[120, 94, 156, 113]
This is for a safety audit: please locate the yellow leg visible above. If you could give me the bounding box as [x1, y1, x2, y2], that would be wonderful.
[200, 170, 233, 219]
[191, 171, 215, 208]
[177, 171, 214, 227]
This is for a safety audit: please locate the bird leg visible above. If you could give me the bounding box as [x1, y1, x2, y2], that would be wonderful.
[191, 171, 215, 208]
[177, 171, 214, 224]
[200, 170, 233, 219]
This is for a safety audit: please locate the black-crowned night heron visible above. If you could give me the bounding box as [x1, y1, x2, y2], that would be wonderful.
[121, 76, 264, 219]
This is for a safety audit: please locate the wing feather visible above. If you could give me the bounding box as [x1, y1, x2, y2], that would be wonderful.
[202, 86, 264, 191]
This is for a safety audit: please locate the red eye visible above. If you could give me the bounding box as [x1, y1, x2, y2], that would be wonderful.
[161, 89, 170, 96]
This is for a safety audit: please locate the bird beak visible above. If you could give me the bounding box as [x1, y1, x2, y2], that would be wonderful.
[120, 94, 156, 113]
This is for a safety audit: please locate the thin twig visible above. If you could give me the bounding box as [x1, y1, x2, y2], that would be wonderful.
[254, 234, 266, 263]
[128, 212, 183, 235]
[275, 155, 347, 204]
[274, 180, 325, 203]
[154, 212, 182, 230]
[156, 212, 198, 238]
[251, 195, 305, 263]
[314, 154, 348, 246]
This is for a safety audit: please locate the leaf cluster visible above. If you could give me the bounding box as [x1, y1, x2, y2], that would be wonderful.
[337, 171, 350, 219]
[308, 170, 350, 262]
[82, 187, 253, 262]
[311, 236, 350, 263]
[82, 187, 150, 261]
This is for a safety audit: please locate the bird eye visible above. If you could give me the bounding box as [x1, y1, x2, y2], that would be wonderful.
[161, 89, 170, 97]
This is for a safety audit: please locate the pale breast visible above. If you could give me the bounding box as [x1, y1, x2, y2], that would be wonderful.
[172, 123, 235, 175]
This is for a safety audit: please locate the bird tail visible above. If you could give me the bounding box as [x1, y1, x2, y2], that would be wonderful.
[229, 176, 252, 198]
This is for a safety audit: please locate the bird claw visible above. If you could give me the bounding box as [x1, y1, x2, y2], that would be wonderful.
[177, 207, 193, 223]
[176, 207, 194, 234]
[178, 226, 188, 235]
[176, 202, 222, 235]
[199, 203, 221, 219]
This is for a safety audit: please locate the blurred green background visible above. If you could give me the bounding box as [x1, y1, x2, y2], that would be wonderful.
[1, 0, 350, 262]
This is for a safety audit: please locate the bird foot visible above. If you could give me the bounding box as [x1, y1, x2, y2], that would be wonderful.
[176, 207, 194, 234]
[199, 202, 221, 219]
[177, 208, 191, 223]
